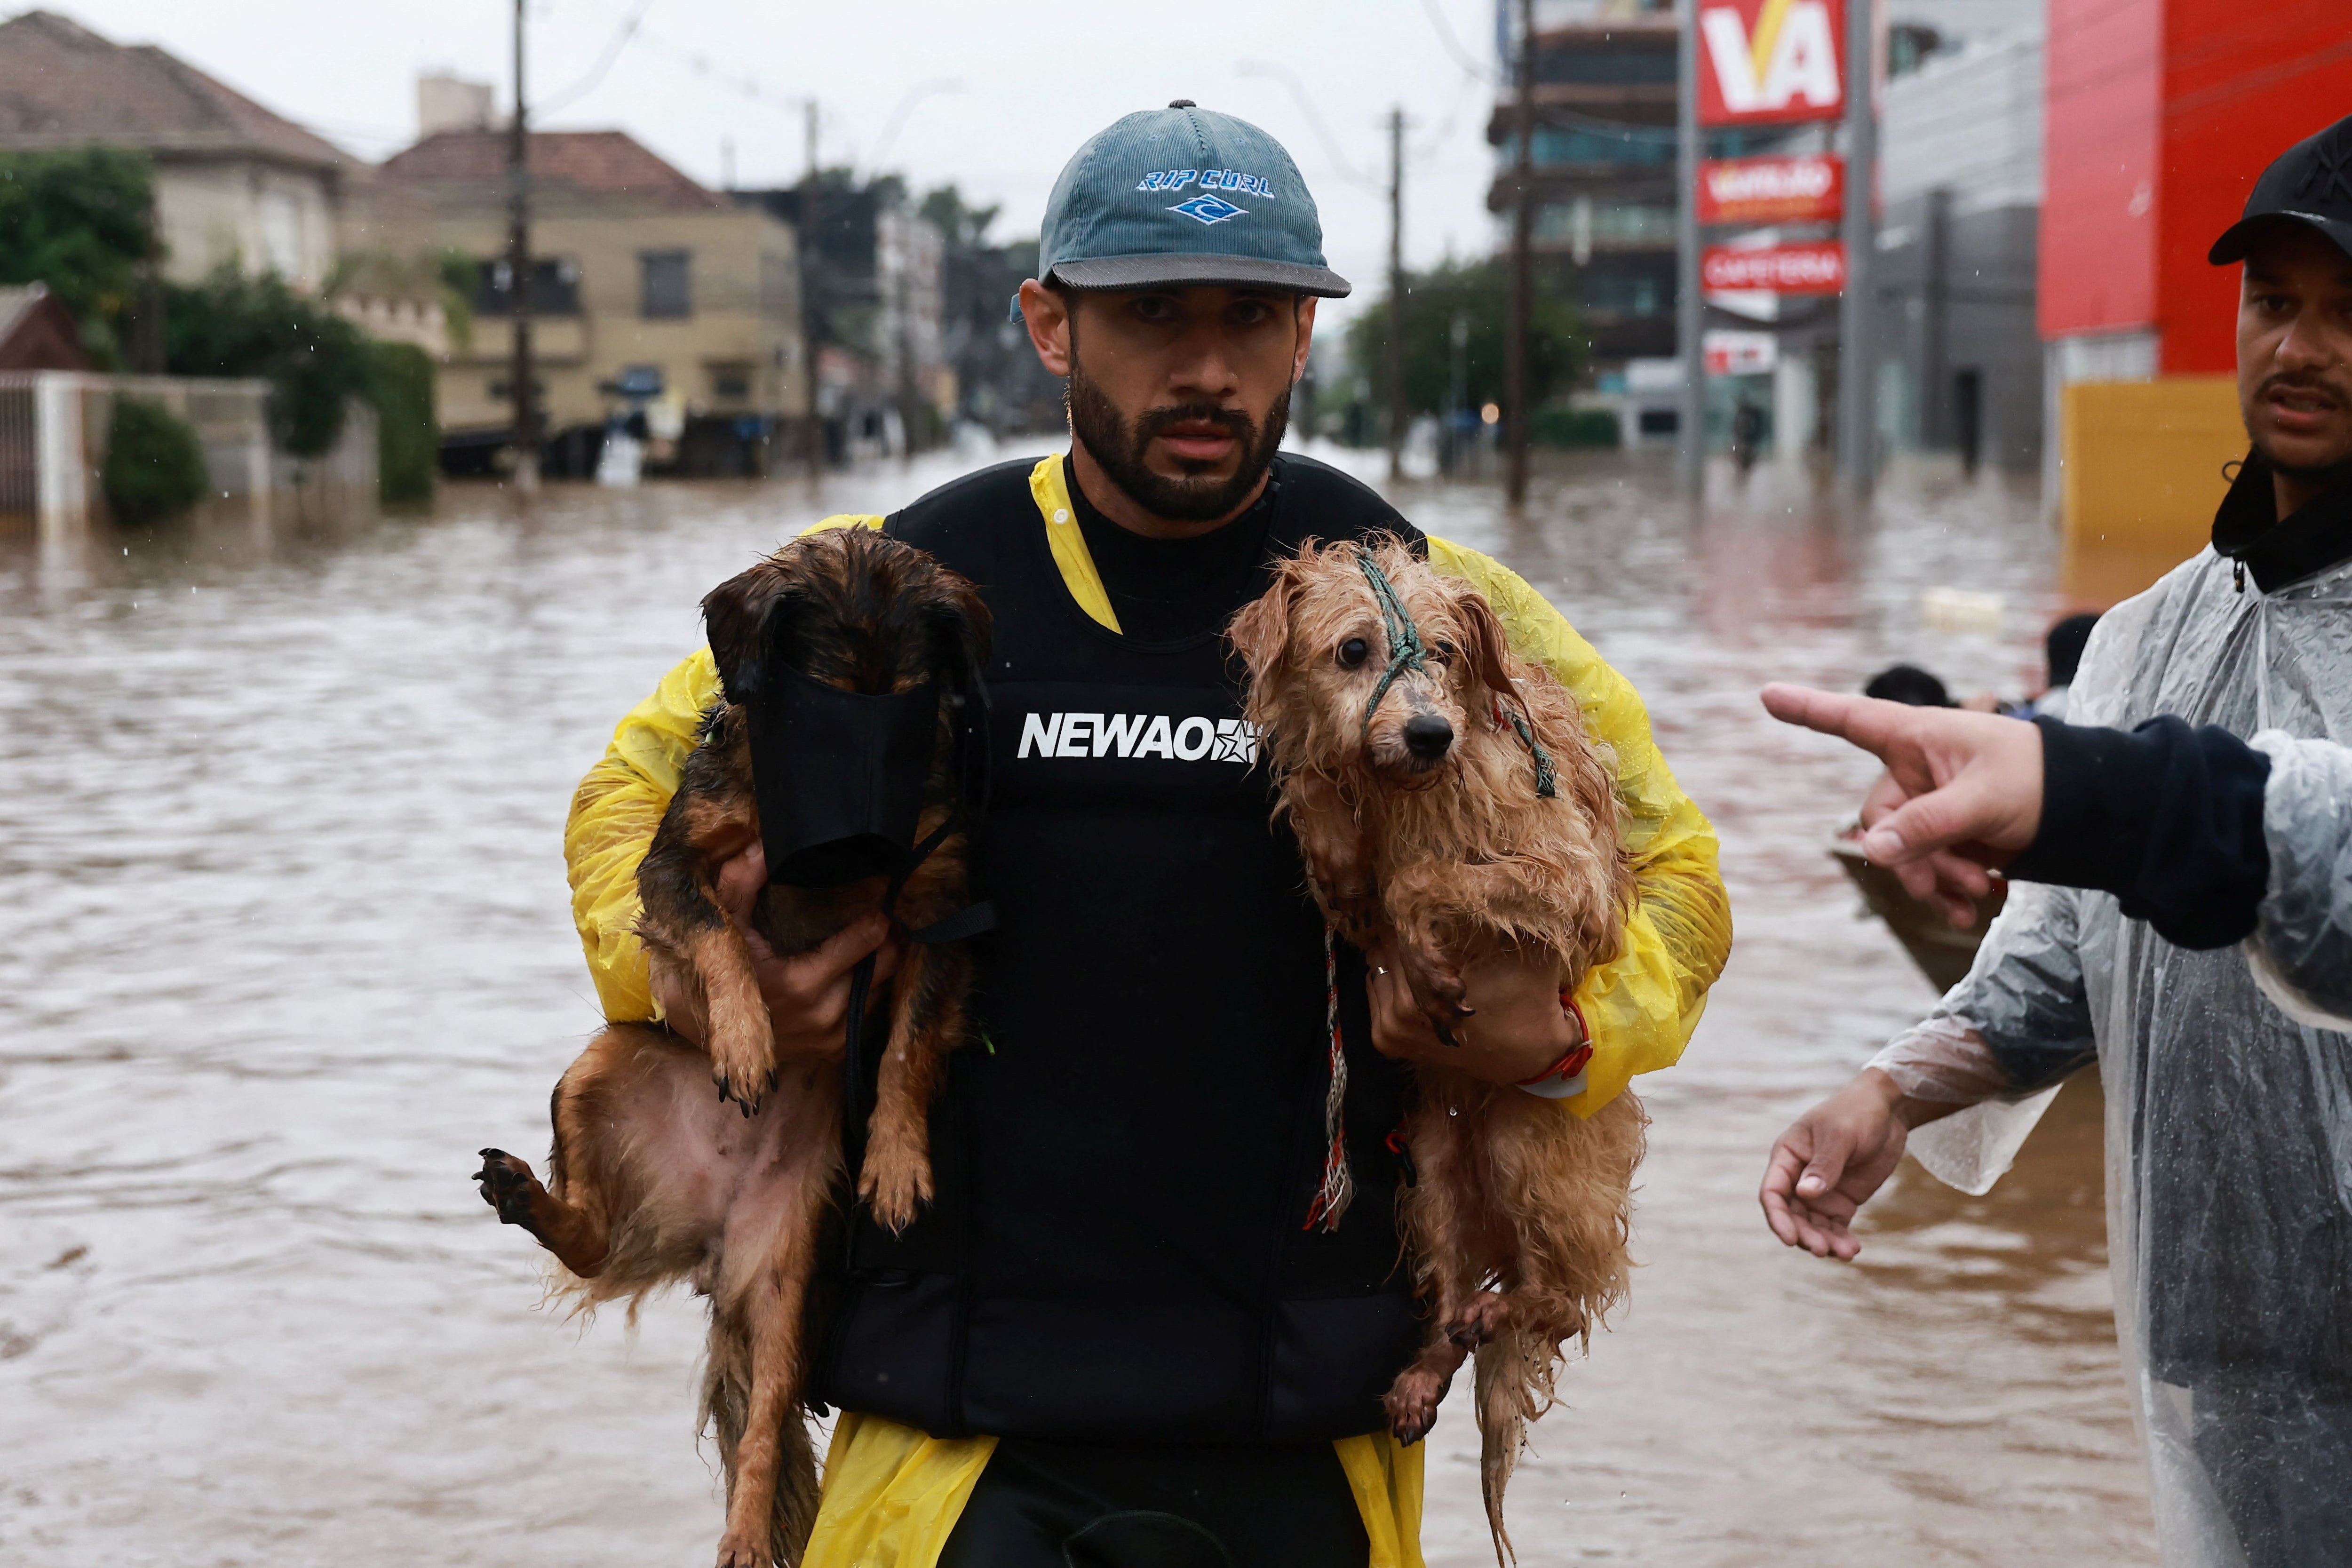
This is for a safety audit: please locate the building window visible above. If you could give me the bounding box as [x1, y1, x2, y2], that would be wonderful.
[474, 258, 581, 316]
[261, 191, 302, 278]
[641, 251, 692, 319]
[708, 362, 753, 401]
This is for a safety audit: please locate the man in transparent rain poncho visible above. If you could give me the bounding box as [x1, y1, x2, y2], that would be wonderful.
[1759, 118, 2352, 1568]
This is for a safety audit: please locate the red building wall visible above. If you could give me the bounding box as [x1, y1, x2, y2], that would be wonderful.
[2040, 0, 2161, 342]
[2042, 0, 2352, 370]
[2157, 0, 2352, 373]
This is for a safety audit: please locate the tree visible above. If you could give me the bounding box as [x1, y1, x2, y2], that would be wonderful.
[0, 148, 159, 367]
[920, 184, 1001, 252]
[1343, 258, 1582, 422]
[165, 267, 373, 459]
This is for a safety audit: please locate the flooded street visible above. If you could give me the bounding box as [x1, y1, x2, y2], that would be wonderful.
[0, 448, 2152, 1566]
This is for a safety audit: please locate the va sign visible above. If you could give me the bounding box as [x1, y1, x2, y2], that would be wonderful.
[1697, 0, 1846, 127]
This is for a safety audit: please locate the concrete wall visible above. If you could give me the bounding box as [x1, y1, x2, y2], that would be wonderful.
[154, 157, 341, 290]
[1871, 29, 2046, 473]
[0, 372, 375, 541]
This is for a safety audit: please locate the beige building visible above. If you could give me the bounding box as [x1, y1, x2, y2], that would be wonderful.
[352, 123, 804, 475]
[0, 10, 348, 291]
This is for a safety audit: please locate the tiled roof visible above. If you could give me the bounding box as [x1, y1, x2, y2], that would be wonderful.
[378, 129, 723, 211]
[0, 10, 346, 168]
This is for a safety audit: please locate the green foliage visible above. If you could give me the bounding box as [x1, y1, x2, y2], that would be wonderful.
[367, 342, 437, 506]
[0, 148, 159, 367]
[1344, 259, 1583, 420]
[920, 184, 1001, 251]
[103, 396, 208, 524]
[165, 268, 373, 458]
[1532, 406, 1621, 449]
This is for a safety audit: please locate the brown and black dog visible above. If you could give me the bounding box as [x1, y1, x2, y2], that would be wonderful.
[475, 526, 990, 1568]
[1229, 536, 1645, 1564]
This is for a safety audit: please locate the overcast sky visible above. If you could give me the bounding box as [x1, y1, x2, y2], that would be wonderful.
[51, 0, 1516, 342]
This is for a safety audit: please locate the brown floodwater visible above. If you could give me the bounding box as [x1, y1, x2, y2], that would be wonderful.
[0, 448, 2153, 1566]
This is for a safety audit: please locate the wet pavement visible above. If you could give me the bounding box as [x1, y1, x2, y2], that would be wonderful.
[0, 447, 2153, 1565]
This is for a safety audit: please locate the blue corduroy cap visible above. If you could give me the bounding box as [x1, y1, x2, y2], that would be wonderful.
[1012, 101, 1350, 322]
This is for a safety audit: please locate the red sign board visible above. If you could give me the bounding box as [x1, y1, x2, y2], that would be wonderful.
[1698, 153, 1844, 225]
[1702, 242, 1847, 294]
[1696, 0, 1847, 127]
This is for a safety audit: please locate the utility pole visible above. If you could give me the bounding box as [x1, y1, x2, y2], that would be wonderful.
[505, 0, 537, 492]
[1385, 105, 1406, 485]
[1504, 0, 1536, 508]
[1675, 0, 1704, 496]
[800, 101, 825, 479]
[1836, 0, 1876, 494]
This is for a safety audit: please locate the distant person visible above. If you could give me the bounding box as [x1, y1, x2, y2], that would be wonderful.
[561, 103, 1729, 1565]
[1862, 662, 1954, 708]
[2019, 611, 2100, 720]
[1757, 118, 2352, 1568]
[1731, 397, 1765, 474]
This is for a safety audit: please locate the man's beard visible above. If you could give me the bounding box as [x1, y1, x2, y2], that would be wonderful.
[1066, 359, 1289, 524]
[2251, 371, 2352, 501]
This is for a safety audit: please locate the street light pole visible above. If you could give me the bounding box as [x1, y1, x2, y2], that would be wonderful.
[1504, 0, 1535, 509]
[1385, 104, 1406, 485]
[1675, 0, 1704, 496]
[506, 0, 538, 492]
[801, 100, 824, 480]
[1836, 0, 1876, 493]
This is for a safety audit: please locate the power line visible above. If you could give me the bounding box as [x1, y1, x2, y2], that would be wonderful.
[536, 0, 657, 117]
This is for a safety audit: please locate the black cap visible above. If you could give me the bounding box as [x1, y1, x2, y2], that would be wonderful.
[2209, 115, 2352, 264]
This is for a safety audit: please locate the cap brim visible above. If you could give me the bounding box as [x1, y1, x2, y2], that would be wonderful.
[1048, 253, 1351, 297]
[2209, 209, 2352, 265]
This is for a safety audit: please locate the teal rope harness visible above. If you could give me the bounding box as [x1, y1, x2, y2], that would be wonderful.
[1358, 551, 1430, 741]
[1354, 547, 1556, 799]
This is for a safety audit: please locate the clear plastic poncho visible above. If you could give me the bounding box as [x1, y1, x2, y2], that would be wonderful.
[1868, 545, 2352, 1568]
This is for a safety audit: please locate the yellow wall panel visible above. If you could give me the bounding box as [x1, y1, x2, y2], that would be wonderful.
[2059, 377, 2243, 605]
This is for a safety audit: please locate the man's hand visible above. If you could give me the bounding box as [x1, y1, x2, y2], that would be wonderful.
[1366, 937, 1582, 1086]
[1759, 1069, 1925, 1261]
[1762, 684, 2044, 924]
[651, 841, 903, 1059]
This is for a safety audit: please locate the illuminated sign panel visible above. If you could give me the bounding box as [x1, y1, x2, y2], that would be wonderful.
[1696, 0, 1847, 127]
[1701, 242, 1848, 294]
[1697, 153, 1844, 224]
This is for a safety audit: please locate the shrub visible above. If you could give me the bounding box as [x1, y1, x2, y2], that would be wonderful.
[1533, 406, 1621, 449]
[368, 341, 437, 506]
[103, 397, 208, 524]
[165, 268, 373, 458]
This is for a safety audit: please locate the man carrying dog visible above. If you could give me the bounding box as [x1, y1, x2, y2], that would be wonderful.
[567, 103, 1730, 1567]
[1760, 117, 2352, 1568]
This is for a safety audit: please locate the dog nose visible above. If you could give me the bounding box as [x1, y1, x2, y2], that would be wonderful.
[1403, 713, 1453, 761]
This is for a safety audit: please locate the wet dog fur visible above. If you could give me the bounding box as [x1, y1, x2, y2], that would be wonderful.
[1229, 536, 1645, 1564]
[475, 526, 990, 1568]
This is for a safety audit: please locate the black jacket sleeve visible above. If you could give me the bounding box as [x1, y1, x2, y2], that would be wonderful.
[2006, 716, 2272, 950]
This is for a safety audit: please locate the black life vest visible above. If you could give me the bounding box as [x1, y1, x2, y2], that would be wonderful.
[813, 453, 1428, 1444]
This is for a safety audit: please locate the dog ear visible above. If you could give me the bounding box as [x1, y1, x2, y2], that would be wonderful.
[923, 568, 994, 698]
[702, 557, 799, 703]
[1454, 586, 1520, 701]
[1227, 565, 1300, 679]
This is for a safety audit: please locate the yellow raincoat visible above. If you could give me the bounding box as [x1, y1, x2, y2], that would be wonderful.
[561, 457, 1732, 1567]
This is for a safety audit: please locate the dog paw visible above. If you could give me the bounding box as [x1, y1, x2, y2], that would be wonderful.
[474, 1149, 543, 1228]
[712, 1525, 768, 1568]
[1383, 1366, 1453, 1446]
[1446, 1291, 1510, 1349]
[857, 1153, 934, 1235]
